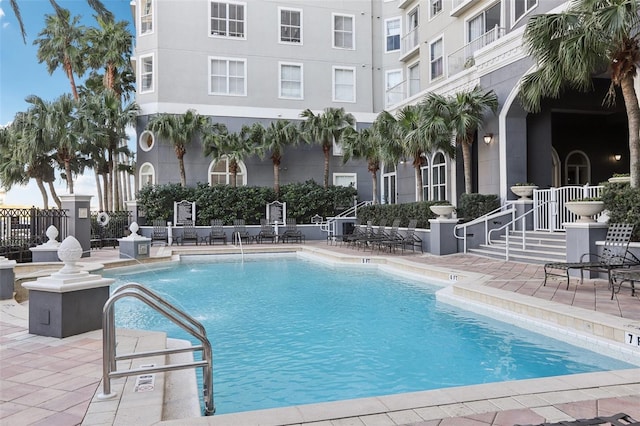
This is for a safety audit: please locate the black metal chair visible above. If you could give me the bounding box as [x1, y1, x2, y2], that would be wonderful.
[257, 219, 277, 243]
[176, 220, 199, 245]
[151, 219, 168, 246]
[281, 218, 305, 243]
[206, 219, 227, 245]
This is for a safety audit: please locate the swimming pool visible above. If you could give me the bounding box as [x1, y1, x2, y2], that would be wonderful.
[106, 254, 635, 415]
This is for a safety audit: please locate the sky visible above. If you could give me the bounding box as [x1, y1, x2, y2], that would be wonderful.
[0, 0, 134, 208]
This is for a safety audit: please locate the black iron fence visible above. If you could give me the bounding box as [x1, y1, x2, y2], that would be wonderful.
[0, 208, 69, 263]
[90, 211, 132, 249]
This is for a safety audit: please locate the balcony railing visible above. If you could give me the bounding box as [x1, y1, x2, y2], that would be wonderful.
[447, 25, 505, 77]
[385, 78, 421, 107]
[401, 26, 420, 57]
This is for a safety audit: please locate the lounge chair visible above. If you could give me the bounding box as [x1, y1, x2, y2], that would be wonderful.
[281, 218, 305, 243]
[257, 219, 277, 243]
[151, 219, 168, 246]
[232, 219, 252, 244]
[401, 219, 423, 253]
[345, 220, 372, 248]
[206, 219, 227, 245]
[358, 219, 387, 251]
[543, 223, 640, 289]
[176, 220, 199, 245]
[376, 219, 402, 252]
[610, 267, 640, 299]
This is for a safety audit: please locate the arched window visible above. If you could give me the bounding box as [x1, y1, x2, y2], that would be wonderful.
[208, 156, 247, 186]
[139, 162, 155, 186]
[139, 130, 155, 152]
[431, 152, 447, 201]
[420, 155, 430, 201]
[381, 163, 397, 204]
[565, 150, 590, 185]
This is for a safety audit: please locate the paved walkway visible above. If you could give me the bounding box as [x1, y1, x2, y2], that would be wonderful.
[1, 243, 639, 425]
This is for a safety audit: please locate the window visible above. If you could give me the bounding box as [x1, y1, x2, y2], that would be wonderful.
[385, 18, 400, 52]
[421, 157, 430, 201]
[139, 163, 155, 187]
[333, 67, 355, 102]
[430, 38, 443, 80]
[279, 8, 302, 44]
[432, 153, 446, 201]
[279, 62, 303, 99]
[420, 153, 447, 200]
[405, 7, 420, 53]
[209, 57, 246, 96]
[139, 130, 155, 152]
[333, 13, 354, 49]
[565, 151, 590, 185]
[333, 173, 357, 189]
[468, 3, 500, 52]
[210, 1, 245, 38]
[382, 164, 397, 204]
[140, 0, 153, 35]
[385, 69, 402, 107]
[430, 0, 442, 18]
[140, 54, 154, 93]
[209, 156, 247, 186]
[408, 62, 420, 97]
[513, 0, 537, 23]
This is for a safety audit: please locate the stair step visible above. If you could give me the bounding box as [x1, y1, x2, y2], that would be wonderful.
[468, 247, 565, 264]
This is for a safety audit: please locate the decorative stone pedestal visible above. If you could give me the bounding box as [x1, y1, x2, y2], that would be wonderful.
[118, 222, 151, 260]
[0, 257, 17, 300]
[564, 222, 608, 279]
[511, 200, 534, 231]
[30, 225, 61, 262]
[22, 236, 114, 338]
[429, 218, 459, 255]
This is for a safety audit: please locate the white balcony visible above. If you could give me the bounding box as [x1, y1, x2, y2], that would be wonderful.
[447, 25, 505, 77]
[399, 26, 420, 61]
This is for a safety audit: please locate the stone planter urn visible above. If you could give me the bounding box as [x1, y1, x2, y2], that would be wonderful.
[564, 201, 605, 223]
[608, 176, 630, 184]
[430, 204, 455, 219]
[510, 185, 538, 200]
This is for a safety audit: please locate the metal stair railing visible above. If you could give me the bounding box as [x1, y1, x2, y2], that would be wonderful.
[322, 200, 373, 241]
[98, 282, 215, 416]
[453, 204, 515, 253]
[487, 199, 554, 261]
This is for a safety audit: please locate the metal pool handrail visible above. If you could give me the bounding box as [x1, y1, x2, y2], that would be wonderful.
[99, 282, 215, 416]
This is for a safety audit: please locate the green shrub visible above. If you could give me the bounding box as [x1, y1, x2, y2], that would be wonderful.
[135, 181, 357, 226]
[357, 201, 445, 229]
[457, 193, 500, 221]
[601, 183, 640, 241]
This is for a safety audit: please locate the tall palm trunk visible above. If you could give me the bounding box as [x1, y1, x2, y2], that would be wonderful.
[48, 181, 61, 209]
[461, 138, 473, 194]
[273, 162, 281, 195]
[323, 144, 331, 189]
[64, 160, 74, 194]
[230, 160, 239, 188]
[368, 161, 379, 204]
[63, 59, 79, 101]
[112, 151, 120, 211]
[95, 173, 104, 211]
[620, 75, 640, 187]
[36, 178, 49, 209]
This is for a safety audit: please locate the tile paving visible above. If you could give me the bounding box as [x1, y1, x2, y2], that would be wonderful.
[1, 242, 639, 425]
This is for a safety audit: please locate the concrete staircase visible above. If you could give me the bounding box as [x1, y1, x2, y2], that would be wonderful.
[468, 230, 567, 264]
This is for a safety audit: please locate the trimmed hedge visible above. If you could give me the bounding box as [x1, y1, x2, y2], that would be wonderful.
[457, 193, 500, 222]
[136, 180, 357, 226]
[357, 201, 443, 229]
[601, 182, 640, 241]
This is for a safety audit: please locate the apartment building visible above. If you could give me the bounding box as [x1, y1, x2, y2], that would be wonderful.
[133, 0, 630, 206]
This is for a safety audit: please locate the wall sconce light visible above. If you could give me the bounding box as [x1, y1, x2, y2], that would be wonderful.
[614, 154, 622, 161]
[483, 134, 493, 145]
[399, 157, 407, 165]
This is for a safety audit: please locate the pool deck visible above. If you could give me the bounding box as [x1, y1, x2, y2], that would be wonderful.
[1, 242, 639, 425]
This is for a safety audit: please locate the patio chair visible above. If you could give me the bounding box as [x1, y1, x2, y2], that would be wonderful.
[281, 218, 305, 243]
[358, 219, 387, 251]
[151, 219, 168, 246]
[175, 220, 199, 245]
[543, 223, 640, 289]
[206, 219, 227, 245]
[232, 219, 252, 244]
[401, 219, 423, 253]
[609, 267, 640, 299]
[345, 220, 372, 248]
[376, 219, 403, 252]
[257, 219, 277, 243]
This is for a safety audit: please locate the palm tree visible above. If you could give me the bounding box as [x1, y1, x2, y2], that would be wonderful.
[146, 110, 208, 187]
[33, 7, 88, 101]
[245, 120, 301, 195]
[340, 127, 381, 203]
[9, 0, 112, 44]
[300, 107, 356, 189]
[445, 86, 498, 194]
[203, 126, 256, 188]
[520, 0, 640, 187]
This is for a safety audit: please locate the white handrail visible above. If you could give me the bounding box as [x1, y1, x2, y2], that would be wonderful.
[235, 231, 244, 262]
[453, 204, 515, 253]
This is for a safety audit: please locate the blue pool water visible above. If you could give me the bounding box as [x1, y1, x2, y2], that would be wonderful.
[106, 255, 634, 414]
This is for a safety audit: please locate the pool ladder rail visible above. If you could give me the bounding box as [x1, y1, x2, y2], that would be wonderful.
[98, 282, 215, 416]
